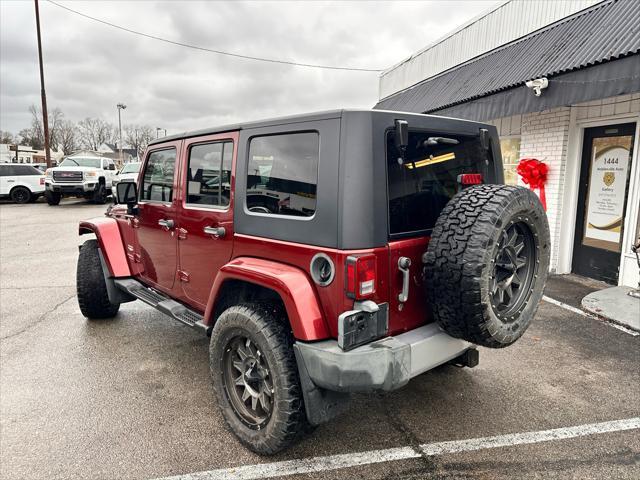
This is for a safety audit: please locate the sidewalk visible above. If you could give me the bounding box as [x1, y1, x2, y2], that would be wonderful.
[582, 286, 640, 332]
[545, 274, 640, 333]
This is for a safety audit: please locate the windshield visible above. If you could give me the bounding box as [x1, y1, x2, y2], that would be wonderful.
[60, 157, 102, 168]
[120, 162, 140, 174]
[386, 130, 492, 235]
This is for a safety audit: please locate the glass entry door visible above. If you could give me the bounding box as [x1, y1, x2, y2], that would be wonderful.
[572, 123, 636, 284]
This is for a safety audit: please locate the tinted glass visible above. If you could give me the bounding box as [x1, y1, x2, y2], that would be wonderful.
[246, 132, 318, 217]
[140, 148, 177, 202]
[0, 165, 41, 176]
[387, 130, 490, 235]
[186, 141, 233, 207]
[15, 165, 42, 175]
[60, 157, 102, 168]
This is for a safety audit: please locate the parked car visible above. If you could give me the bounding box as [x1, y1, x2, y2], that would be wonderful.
[76, 110, 550, 454]
[45, 155, 116, 205]
[112, 161, 141, 188]
[0, 164, 45, 203]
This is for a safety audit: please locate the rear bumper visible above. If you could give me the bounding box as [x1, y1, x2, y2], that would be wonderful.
[294, 323, 472, 392]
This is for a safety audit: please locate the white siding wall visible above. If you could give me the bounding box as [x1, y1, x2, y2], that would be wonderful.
[513, 108, 571, 272]
[379, 0, 601, 99]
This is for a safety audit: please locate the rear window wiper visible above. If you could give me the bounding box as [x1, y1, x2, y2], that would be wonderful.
[423, 137, 459, 146]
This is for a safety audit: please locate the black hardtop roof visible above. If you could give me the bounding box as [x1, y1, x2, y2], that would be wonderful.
[148, 109, 487, 146]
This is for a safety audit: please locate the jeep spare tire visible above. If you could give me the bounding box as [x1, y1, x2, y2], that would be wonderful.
[423, 184, 550, 348]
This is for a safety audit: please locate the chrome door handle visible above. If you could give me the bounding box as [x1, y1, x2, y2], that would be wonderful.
[398, 256, 411, 303]
[158, 219, 174, 229]
[204, 226, 226, 238]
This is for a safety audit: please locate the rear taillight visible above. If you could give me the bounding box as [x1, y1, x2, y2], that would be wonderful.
[40, 177, 45, 185]
[458, 173, 483, 185]
[345, 254, 377, 299]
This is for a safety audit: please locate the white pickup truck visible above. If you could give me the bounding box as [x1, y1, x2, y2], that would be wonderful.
[0, 164, 46, 203]
[45, 155, 117, 205]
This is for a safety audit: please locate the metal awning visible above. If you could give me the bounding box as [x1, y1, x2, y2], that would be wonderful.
[374, 0, 640, 119]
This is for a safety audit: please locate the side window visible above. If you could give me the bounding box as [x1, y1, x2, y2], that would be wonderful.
[0, 166, 7, 177]
[186, 140, 233, 207]
[246, 132, 319, 217]
[140, 148, 177, 202]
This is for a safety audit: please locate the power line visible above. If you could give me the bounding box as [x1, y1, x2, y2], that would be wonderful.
[46, 0, 384, 73]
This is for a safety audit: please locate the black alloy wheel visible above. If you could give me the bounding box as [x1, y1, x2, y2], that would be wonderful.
[490, 222, 536, 318]
[423, 184, 550, 348]
[11, 186, 31, 204]
[222, 335, 273, 429]
[210, 304, 308, 454]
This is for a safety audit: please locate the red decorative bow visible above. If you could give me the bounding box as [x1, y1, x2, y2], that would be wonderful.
[517, 158, 548, 210]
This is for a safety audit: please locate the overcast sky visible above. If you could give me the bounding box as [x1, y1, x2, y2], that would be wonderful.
[1, 0, 496, 136]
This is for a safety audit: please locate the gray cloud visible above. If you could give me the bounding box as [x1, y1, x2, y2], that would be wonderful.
[0, 0, 495, 135]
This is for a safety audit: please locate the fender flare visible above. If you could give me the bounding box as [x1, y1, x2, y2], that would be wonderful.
[79, 217, 131, 277]
[205, 257, 330, 341]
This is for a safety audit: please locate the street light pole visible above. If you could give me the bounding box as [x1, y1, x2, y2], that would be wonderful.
[34, 0, 51, 168]
[117, 103, 126, 165]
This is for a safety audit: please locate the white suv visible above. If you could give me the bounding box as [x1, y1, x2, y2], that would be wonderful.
[0, 164, 46, 203]
[45, 155, 116, 205]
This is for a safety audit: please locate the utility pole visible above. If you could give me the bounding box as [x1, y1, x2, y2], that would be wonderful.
[34, 0, 51, 168]
[117, 103, 126, 166]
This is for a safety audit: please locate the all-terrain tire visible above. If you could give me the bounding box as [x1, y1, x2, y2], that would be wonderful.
[45, 191, 61, 206]
[423, 184, 550, 348]
[210, 304, 307, 455]
[10, 186, 31, 204]
[77, 239, 120, 319]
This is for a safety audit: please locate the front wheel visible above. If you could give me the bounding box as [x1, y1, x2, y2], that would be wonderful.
[210, 304, 307, 454]
[77, 239, 120, 319]
[92, 184, 107, 204]
[45, 191, 61, 206]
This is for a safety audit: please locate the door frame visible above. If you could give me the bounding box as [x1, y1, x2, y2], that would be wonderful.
[558, 110, 640, 285]
[175, 131, 239, 310]
[135, 140, 183, 294]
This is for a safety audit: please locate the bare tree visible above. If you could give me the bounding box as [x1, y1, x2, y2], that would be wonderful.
[25, 105, 65, 150]
[77, 117, 115, 151]
[124, 124, 155, 158]
[0, 130, 15, 144]
[58, 119, 78, 155]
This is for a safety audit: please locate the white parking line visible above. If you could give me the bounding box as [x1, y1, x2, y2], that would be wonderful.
[542, 295, 640, 336]
[156, 417, 640, 480]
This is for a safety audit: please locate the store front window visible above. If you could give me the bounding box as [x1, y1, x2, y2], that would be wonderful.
[500, 137, 521, 185]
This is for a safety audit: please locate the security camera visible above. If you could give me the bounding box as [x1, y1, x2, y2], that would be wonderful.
[525, 77, 549, 97]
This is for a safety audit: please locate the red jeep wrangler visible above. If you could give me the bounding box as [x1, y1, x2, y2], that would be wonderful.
[77, 110, 549, 454]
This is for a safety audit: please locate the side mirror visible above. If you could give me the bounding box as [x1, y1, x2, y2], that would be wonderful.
[116, 181, 138, 214]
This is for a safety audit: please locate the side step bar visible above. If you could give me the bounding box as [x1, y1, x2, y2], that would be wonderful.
[114, 278, 210, 335]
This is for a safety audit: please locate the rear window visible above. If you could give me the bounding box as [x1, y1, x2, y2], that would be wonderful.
[387, 130, 491, 235]
[246, 132, 319, 217]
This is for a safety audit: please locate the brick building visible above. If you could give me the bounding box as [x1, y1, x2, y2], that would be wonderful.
[375, 0, 640, 287]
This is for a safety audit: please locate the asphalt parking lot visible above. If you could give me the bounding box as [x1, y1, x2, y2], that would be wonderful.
[1, 199, 639, 480]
